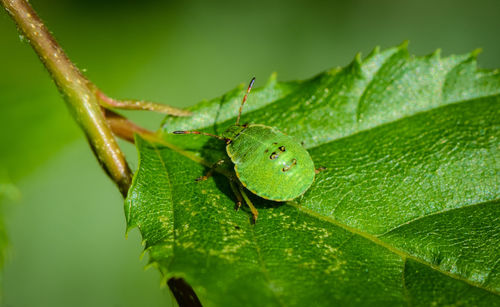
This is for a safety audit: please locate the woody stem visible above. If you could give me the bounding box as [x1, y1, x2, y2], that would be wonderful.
[1, 0, 132, 196]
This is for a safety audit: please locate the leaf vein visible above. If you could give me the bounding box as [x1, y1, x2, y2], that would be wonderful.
[250, 226, 287, 307]
[377, 199, 498, 237]
[401, 258, 411, 307]
[355, 48, 396, 122]
[484, 257, 500, 287]
[286, 201, 500, 296]
[149, 140, 177, 269]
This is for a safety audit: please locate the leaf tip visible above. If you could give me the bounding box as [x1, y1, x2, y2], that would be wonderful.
[237, 81, 246, 91]
[145, 259, 159, 271]
[350, 52, 363, 73]
[124, 216, 138, 234]
[430, 48, 441, 58]
[398, 40, 410, 51]
[266, 72, 278, 86]
[327, 66, 342, 76]
[159, 274, 169, 288]
[140, 245, 150, 260]
[470, 48, 483, 59]
[367, 45, 381, 58]
[354, 52, 362, 63]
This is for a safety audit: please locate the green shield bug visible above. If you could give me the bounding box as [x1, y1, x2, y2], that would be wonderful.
[174, 78, 318, 223]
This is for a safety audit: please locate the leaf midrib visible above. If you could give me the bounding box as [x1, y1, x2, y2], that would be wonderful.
[377, 199, 496, 237]
[286, 201, 499, 296]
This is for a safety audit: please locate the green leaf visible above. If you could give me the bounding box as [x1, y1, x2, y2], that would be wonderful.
[127, 44, 500, 306]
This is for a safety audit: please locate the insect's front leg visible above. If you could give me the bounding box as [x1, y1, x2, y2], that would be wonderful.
[195, 159, 226, 181]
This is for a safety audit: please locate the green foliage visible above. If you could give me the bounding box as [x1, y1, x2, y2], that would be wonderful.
[126, 44, 500, 306]
[0, 174, 18, 287]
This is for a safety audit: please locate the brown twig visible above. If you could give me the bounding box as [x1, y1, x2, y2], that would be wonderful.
[1, 0, 132, 196]
[1, 1, 200, 304]
[102, 108, 155, 144]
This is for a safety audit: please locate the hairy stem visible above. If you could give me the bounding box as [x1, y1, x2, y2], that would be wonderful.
[1, 0, 132, 196]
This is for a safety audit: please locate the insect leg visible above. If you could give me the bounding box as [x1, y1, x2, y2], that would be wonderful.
[229, 180, 243, 211]
[237, 183, 259, 223]
[196, 159, 225, 181]
[315, 166, 327, 174]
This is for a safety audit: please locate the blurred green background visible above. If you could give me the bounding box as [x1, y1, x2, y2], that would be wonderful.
[0, 0, 499, 306]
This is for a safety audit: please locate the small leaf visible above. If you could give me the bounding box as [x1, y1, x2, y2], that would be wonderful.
[127, 45, 500, 306]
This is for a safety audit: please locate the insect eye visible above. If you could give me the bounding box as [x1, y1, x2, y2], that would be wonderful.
[278, 146, 286, 152]
[270, 152, 279, 160]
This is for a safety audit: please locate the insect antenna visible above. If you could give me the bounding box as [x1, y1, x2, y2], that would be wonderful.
[235, 77, 256, 125]
[173, 130, 227, 141]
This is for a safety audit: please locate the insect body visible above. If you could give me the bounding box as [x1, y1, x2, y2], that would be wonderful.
[174, 78, 316, 222]
[224, 124, 315, 201]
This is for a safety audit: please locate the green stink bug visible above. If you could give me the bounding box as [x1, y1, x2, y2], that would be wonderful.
[174, 78, 317, 222]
